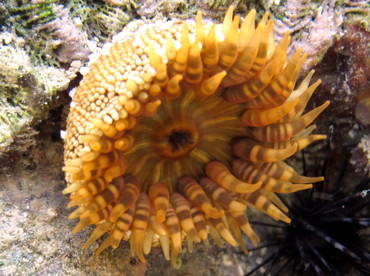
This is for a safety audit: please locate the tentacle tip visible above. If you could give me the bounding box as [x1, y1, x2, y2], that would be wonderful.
[251, 181, 263, 192]
[137, 255, 147, 263]
[190, 235, 201, 244]
[156, 213, 166, 223]
[95, 248, 105, 256]
[68, 213, 78, 220]
[229, 239, 238, 247]
[72, 226, 82, 233]
[213, 209, 225, 218]
[199, 230, 208, 240]
[66, 202, 75, 209]
[109, 207, 125, 222]
[81, 243, 90, 250]
[62, 188, 70, 195]
[205, 208, 225, 219]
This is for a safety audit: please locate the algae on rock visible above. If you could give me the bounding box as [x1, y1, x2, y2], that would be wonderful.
[0, 33, 74, 153]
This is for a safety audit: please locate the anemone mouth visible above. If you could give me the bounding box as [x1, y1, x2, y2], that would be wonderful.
[166, 128, 196, 154]
[62, 6, 329, 267]
[126, 90, 245, 188]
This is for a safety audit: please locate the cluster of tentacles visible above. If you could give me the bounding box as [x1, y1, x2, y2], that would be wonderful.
[63, 6, 329, 266]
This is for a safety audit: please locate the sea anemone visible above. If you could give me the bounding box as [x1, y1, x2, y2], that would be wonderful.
[62, 6, 329, 266]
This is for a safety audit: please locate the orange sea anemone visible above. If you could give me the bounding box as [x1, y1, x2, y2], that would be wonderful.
[63, 6, 330, 266]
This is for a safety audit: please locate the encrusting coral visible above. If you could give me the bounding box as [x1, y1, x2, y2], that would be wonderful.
[63, 6, 329, 266]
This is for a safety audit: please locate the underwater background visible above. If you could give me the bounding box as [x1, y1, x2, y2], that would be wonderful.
[0, 0, 369, 275]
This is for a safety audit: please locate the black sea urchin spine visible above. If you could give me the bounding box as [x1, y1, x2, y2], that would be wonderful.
[245, 145, 370, 276]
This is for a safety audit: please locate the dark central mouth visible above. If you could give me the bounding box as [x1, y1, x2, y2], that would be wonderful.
[154, 122, 200, 160]
[168, 129, 195, 152]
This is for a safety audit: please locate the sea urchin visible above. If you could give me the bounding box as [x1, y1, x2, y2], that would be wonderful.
[245, 151, 370, 275]
[62, 6, 330, 266]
